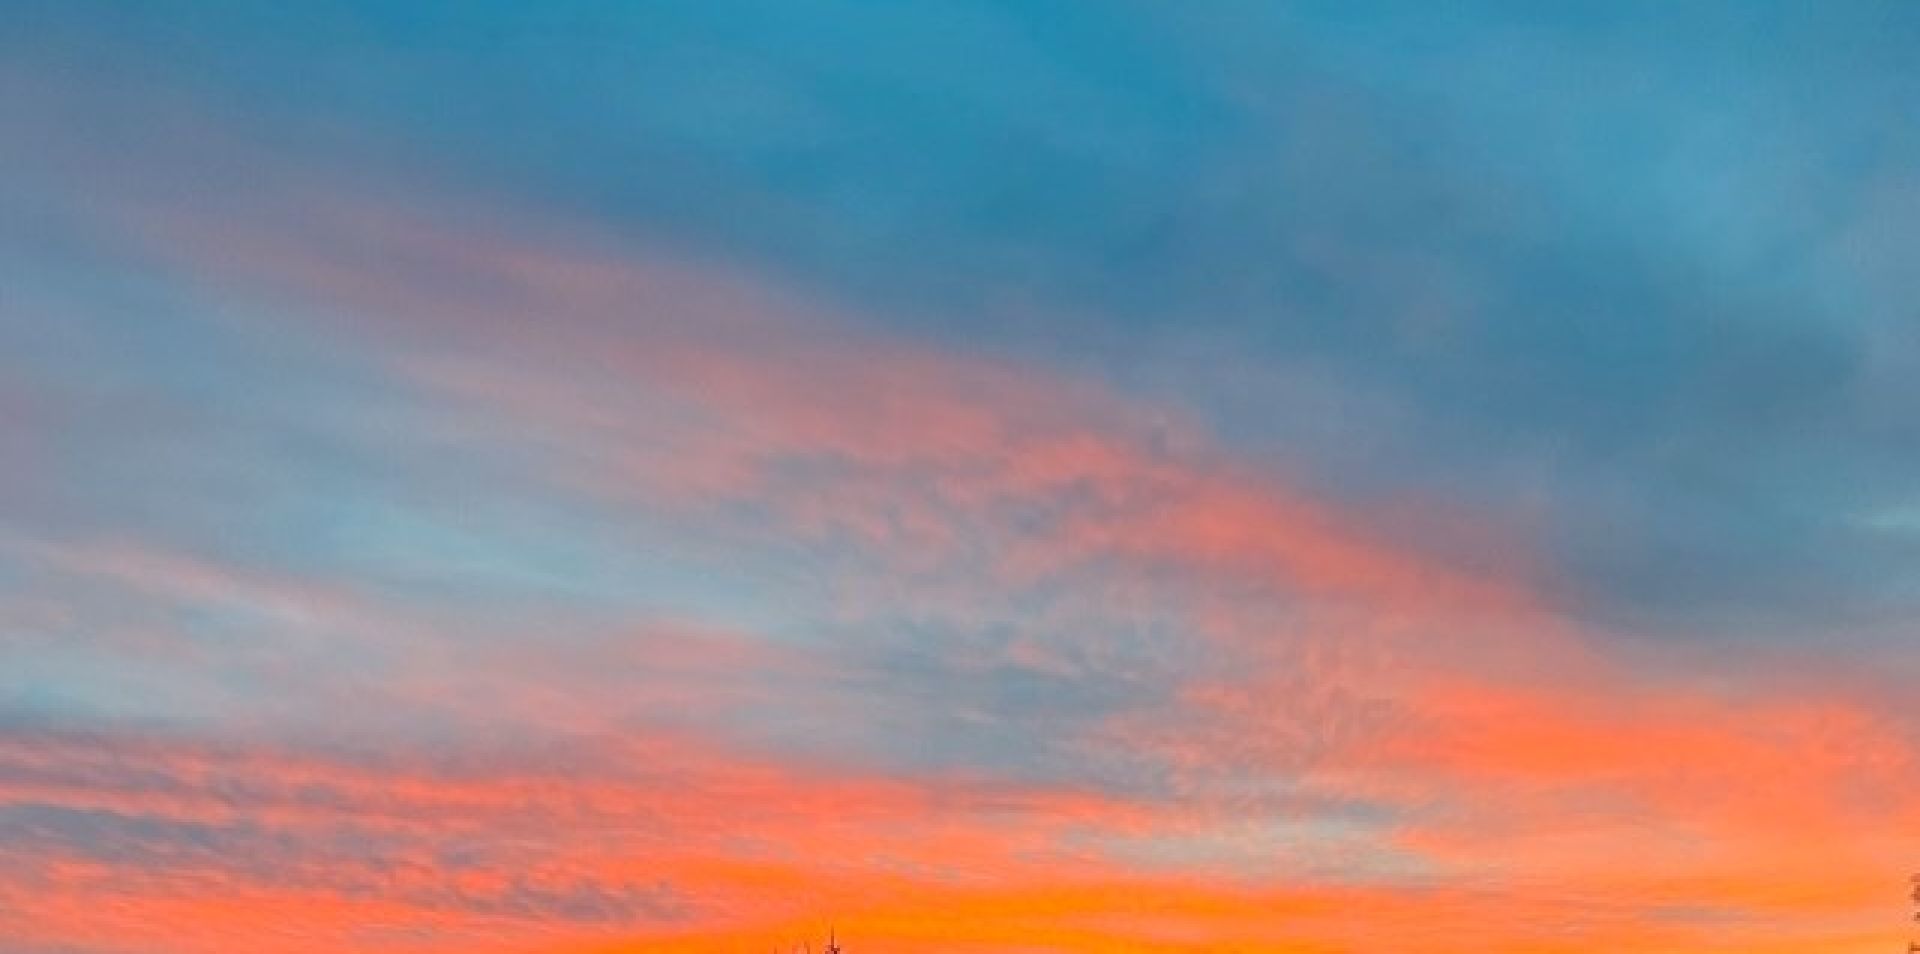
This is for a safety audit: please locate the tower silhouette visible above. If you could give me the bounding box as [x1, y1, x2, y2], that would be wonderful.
[1909, 872, 1919, 953]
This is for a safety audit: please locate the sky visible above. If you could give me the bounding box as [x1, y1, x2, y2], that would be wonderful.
[3, 2, 1919, 952]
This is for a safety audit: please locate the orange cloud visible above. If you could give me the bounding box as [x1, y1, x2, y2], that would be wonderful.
[12, 147, 1916, 954]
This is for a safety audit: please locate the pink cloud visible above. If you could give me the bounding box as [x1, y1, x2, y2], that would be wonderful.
[15, 143, 1917, 954]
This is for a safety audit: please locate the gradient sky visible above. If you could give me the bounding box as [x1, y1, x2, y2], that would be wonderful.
[4, 3, 1920, 952]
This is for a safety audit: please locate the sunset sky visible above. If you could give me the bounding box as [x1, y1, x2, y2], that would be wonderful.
[4, 3, 1920, 952]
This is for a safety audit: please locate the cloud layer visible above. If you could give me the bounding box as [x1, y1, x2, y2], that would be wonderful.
[3, 4, 1918, 952]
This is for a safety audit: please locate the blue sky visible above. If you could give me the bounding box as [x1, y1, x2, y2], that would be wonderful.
[3, 3, 1919, 952]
